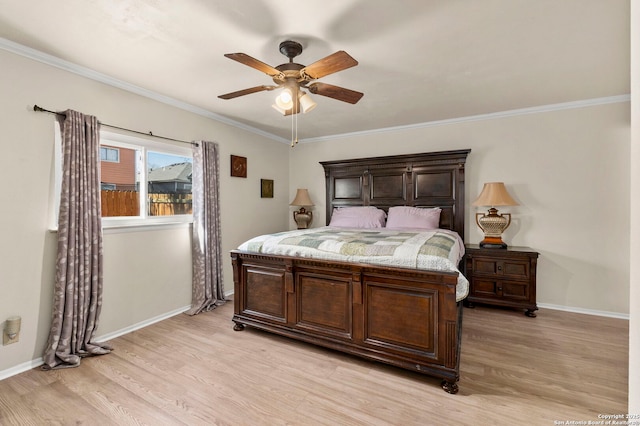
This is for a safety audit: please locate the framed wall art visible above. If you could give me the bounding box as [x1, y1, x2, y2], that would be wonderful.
[231, 155, 247, 177]
[261, 179, 274, 198]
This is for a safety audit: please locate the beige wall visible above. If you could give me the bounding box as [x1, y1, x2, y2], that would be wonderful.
[0, 49, 289, 373]
[289, 102, 630, 316]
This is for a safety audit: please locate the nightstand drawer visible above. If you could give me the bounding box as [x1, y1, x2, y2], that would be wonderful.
[472, 279, 530, 301]
[472, 258, 530, 280]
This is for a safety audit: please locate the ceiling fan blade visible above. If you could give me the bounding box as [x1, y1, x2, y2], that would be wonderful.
[224, 53, 283, 77]
[308, 82, 364, 104]
[218, 85, 276, 100]
[301, 51, 358, 79]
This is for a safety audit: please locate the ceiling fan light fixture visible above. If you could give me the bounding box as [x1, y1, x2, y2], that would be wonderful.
[275, 88, 294, 109]
[299, 91, 317, 114]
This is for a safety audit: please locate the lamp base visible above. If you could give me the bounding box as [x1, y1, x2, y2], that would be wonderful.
[293, 208, 312, 229]
[479, 236, 508, 249]
[479, 241, 508, 249]
[476, 210, 511, 249]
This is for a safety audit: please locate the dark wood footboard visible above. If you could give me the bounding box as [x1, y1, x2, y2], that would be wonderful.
[231, 251, 464, 393]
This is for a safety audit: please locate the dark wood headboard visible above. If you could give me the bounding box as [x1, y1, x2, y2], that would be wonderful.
[320, 149, 470, 240]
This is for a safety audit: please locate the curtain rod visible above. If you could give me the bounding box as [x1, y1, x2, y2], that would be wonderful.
[33, 105, 196, 146]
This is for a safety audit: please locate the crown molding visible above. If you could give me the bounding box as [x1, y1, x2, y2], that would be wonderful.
[2, 37, 629, 145]
[301, 94, 631, 143]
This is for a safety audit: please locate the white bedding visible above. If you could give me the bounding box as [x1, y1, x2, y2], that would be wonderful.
[238, 226, 469, 301]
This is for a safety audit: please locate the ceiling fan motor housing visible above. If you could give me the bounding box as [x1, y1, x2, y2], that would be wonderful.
[279, 40, 303, 61]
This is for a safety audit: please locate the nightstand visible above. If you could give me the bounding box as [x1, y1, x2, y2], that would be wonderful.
[464, 244, 539, 317]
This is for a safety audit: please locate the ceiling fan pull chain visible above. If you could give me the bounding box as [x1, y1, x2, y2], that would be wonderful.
[291, 100, 295, 147]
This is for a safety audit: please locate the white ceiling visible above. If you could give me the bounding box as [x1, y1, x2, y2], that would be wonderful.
[0, 0, 630, 142]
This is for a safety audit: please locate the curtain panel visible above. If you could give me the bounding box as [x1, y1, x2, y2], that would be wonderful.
[187, 140, 226, 315]
[42, 110, 111, 369]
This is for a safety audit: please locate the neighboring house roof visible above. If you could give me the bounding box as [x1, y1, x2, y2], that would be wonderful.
[148, 162, 192, 183]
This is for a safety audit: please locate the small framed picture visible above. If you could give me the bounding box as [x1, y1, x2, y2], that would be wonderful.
[261, 179, 274, 198]
[231, 155, 247, 178]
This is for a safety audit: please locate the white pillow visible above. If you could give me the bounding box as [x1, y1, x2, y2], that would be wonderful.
[385, 206, 441, 230]
[329, 207, 387, 228]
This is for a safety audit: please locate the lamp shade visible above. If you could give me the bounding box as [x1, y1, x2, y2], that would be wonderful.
[275, 88, 294, 110]
[299, 92, 317, 113]
[290, 189, 314, 206]
[472, 182, 518, 207]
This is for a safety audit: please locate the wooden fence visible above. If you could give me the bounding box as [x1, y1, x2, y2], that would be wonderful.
[149, 193, 193, 216]
[101, 190, 138, 217]
[101, 191, 192, 217]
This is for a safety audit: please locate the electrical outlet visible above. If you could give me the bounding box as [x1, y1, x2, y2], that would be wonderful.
[3, 316, 21, 345]
[3, 330, 19, 345]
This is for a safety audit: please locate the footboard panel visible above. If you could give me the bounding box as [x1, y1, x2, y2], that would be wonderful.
[231, 250, 463, 393]
[296, 269, 354, 341]
[237, 258, 289, 325]
[363, 279, 438, 359]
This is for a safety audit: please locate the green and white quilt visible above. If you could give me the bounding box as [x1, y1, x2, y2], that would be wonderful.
[238, 227, 468, 301]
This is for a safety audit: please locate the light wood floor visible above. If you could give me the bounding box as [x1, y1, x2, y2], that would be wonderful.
[0, 302, 628, 426]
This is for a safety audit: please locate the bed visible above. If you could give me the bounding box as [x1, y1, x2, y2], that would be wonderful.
[230, 149, 470, 393]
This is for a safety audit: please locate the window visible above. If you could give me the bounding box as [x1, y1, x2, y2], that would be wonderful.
[51, 127, 193, 230]
[100, 146, 120, 162]
[99, 132, 193, 226]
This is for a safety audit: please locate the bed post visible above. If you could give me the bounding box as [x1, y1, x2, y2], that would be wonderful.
[230, 252, 245, 331]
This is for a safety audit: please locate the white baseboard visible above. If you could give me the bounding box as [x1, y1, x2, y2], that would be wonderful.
[0, 305, 190, 382]
[0, 358, 45, 381]
[95, 305, 191, 342]
[538, 303, 629, 320]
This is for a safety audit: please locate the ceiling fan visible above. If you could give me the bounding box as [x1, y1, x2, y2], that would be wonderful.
[218, 40, 364, 115]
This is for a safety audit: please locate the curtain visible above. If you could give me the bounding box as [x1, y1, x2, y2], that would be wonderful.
[42, 110, 111, 370]
[186, 141, 226, 315]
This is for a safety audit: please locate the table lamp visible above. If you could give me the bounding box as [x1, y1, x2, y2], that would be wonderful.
[290, 189, 314, 229]
[472, 182, 518, 248]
